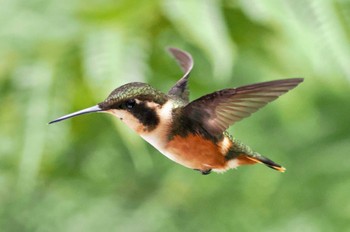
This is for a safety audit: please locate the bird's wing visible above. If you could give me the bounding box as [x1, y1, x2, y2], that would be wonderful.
[167, 47, 194, 102]
[183, 78, 304, 136]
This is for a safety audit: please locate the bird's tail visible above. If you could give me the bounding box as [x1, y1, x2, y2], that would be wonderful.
[229, 138, 286, 172]
[237, 154, 286, 172]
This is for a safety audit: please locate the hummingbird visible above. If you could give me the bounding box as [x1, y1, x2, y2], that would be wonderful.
[49, 48, 303, 175]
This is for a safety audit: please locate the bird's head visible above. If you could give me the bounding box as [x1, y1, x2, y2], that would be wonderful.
[49, 82, 169, 133]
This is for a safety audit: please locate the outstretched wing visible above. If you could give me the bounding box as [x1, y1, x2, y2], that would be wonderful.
[167, 47, 194, 102]
[183, 78, 304, 136]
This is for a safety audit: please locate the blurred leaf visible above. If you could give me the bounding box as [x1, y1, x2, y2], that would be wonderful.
[163, 0, 235, 80]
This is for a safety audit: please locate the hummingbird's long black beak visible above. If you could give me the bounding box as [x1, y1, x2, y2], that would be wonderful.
[49, 105, 102, 124]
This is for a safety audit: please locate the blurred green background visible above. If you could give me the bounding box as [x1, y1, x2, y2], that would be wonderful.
[1, 0, 350, 231]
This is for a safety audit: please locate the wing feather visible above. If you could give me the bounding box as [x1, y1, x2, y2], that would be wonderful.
[167, 48, 194, 102]
[184, 78, 304, 136]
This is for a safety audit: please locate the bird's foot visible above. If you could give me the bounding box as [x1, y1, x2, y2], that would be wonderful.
[194, 169, 212, 175]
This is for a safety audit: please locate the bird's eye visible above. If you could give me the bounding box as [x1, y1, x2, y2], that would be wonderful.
[125, 99, 136, 109]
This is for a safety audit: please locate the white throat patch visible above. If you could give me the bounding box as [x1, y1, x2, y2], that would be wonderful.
[106, 100, 174, 146]
[139, 100, 173, 148]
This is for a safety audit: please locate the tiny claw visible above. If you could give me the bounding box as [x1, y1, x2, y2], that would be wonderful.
[194, 169, 212, 175]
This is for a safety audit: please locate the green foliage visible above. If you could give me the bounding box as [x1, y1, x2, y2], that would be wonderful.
[1, 0, 350, 231]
